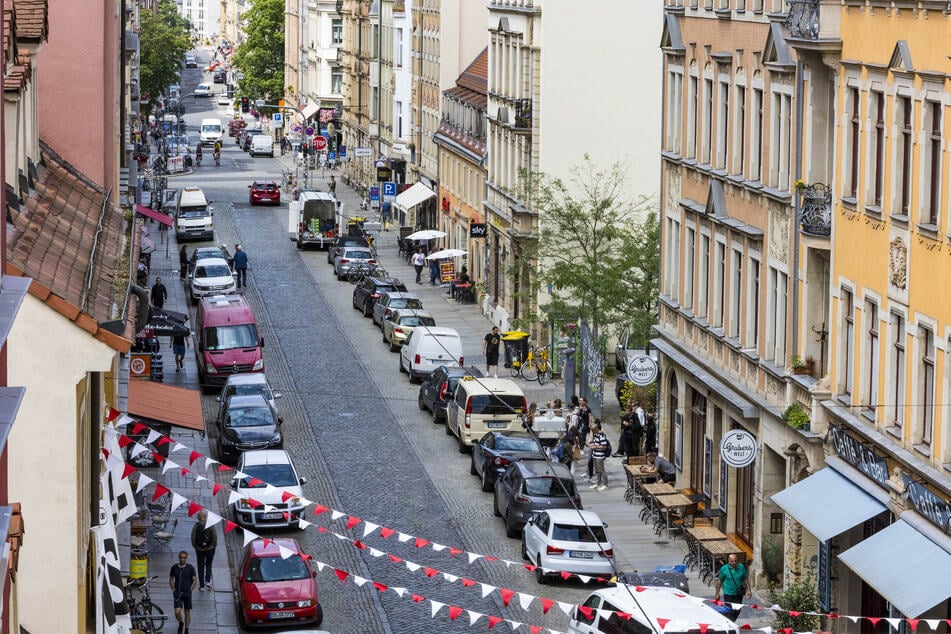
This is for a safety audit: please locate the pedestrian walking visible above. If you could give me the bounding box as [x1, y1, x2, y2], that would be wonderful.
[191, 510, 217, 591]
[233, 244, 248, 288]
[280, 136, 288, 156]
[411, 248, 425, 284]
[429, 259, 440, 286]
[587, 420, 609, 490]
[173, 333, 187, 372]
[714, 554, 751, 621]
[179, 245, 189, 280]
[328, 174, 336, 196]
[169, 550, 198, 634]
[482, 326, 501, 377]
[150, 277, 168, 309]
[619, 403, 637, 457]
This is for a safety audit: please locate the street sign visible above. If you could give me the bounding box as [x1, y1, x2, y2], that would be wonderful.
[338, 145, 347, 157]
[354, 147, 372, 158]
[312, 136, 328, 151]
[626, 355, 658, 386]
[327, 151, 337, 161]
[720, 429, 757, 468]
[369, 186, 380, 202]
[376, 166, 392, 181]
[272, 113, 282, 123]
[305, 126, 315, 136]
[382, 182, 397, 197]
[291, 124, 302, 134]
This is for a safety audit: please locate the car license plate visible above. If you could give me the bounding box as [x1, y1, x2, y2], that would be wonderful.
[487, 421, 507, 429]
[569, 551, 594, 559]
[268, 611, 295, 619]
[262, 512, 283, 520]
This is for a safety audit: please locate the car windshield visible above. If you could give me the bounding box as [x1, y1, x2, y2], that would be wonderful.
[390, 298, 423, 310]
[255, 183, 276, 191]
[240, 464, 297, 488]
[226, 405, 274, 428]
[201, 124, 222, 133]
[496, 436, 541, 452]
[399, 315, 435, 327]
[344, 250, 371, 259]
[524, 476, 575, 498]
[179, 208, 208, 218]
[246, 554, 310, 583]
[551, 522, 607, 542]
[230, 384, 271, 400]
[204, 324, 259, 351]
[195, 264, 231, 278]
[469, 395, 524, 415]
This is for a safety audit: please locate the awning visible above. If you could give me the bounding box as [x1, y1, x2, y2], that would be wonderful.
[134, 204, 173, 227]
[127, 379, 203, 432]
[394, 182, 436, 211]
[651, 337, 758, 419]
[838, 520, 951, 617]
[771, 467, 887, 542]
[301, 101, 320, 121]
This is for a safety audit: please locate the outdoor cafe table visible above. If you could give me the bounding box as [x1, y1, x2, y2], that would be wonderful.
[686, 525, 727, 542]
[653, 493, 695, 537]
[641, 482, 678, 496]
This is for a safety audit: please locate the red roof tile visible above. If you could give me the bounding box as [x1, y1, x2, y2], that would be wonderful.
[11, 0, 46, 43]
[457, 48, 487, 94]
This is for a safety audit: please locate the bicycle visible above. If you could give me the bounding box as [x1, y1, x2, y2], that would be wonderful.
[213, 150, 221, 166]
[125, 575, 167, 634]
[347, 262, 372, 284]
[519, 346, 551, 384]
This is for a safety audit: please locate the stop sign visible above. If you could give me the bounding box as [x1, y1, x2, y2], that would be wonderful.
[312, 136, 328, 151]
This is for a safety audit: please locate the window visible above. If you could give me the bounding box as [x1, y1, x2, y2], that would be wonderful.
[734, 85, 746, 176]
[702, 78, 713, 163]
[684, 228, 695, 310]
[698, 234, 710, 317]
[895, 96, 912, 216]
[888, 312, 906, 430]
[923, 101, 942, 227]
[869, 91, 885, 206]
[919, 326, 935, 445]
[331, 69, 343, 94]
[841, 289, 855, 396]
[332, 18, 343, 45]
[730, 248, 742, 338]
[765, 266, 787, 365]
[395, 27, 403, 67]
[845, 87, 859, 199]
[750, 88, 763, 181]
[713, 240, 726, 328]
[665, 219, 681, 298]
[716, 78, 729, 169]
[863, 300, 879, 417]
[667, 69, 684, 152]
[396, 100, 404, 139]
[770, 90, 791, 190]
[687, 75, 698, 158]
[747, 255, 760, 348]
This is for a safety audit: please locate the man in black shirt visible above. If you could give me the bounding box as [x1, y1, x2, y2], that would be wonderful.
[483, 326, 501, 378]
[169, 550, 198, 634]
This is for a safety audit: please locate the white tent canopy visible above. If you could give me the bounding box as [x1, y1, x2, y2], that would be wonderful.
[394, 182, 436, 212]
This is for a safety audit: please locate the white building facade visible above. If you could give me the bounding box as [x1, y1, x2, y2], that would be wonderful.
[179, 0, 221, 42]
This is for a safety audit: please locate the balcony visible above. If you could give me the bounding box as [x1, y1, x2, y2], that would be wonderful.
[798, 182, 831, 237]
[785, 0, 819, 40]
[513, 98, 532, 132]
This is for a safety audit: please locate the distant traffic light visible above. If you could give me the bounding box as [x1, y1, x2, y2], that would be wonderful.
[240, 97, 249, 113]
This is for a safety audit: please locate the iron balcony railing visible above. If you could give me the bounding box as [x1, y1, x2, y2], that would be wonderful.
[798, 183, 832, 237]
[785, 0, 820, 40]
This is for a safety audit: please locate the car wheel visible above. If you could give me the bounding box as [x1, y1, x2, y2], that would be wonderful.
[445, 417, 453, 435]
[521, 538, 529, 561]
[383, 330, 390, 344]
[505, 511, 520, 538]
[480, 466, 494, 492]
[418, 392, 427, 411]
[535, 558, 550, 584]
[409, 371, 420, 385]
[457, 431, 469, 453]
[389, 339, 400, 353]
[312, 604, 324, 628]
[353, 294, 360, 310]
[469, 455, 478, 476]
[398, 356, 406, 373]
[493, 492, 502, 517]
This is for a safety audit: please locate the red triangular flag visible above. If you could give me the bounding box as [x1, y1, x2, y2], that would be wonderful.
[484, 555, 498, 561]
[372, 581, 388, 593]
[132, 422, 147, 435]
[317, 526, 329, 533]
[827, 613, 840, 619]
[282, 512, 290, 522]
[387, 554, 402, 563]
[217, 464, 233, 472]
[101, 448, 110, 460]
[789, 611, 802, 617]
[740, 625, 752, 630]
[523, 563, 536, 572]
[346, 516, 361, 529]
[380, 527, 395, 538]
[224, 520, 239, 533]
[261, 538, 272, 548]
[312, 505, 329, 515]
[300, 553, 312, 561]
[281, 490, 295, 503]
[414, 537, 430, 548]
[246, 498, 262, 509]
[530, 627, 542, 634]
[618, 612, 632, 621]
[423, 568, 438, 578]
[411, 594, 424, 603]
[150, 451, 165, 464]
[212, 483, 224, 496]
[540, 597, 555, 614]
[334, 568, 348, 583]
[487, 615, 503, 629]
[107, 407, 121, 421]
[353, 540, 367, 550]
[187, 502, 202, 517]
[449, 548, 463, 557]
[460, 578, 476, 587]
[247, 478, 264, 487]
[907, 619, 919, 632]
[118, 435, 133, 448]
[698, 623, 709, 634]
[156, 437, 172, 446]
[189, 450, 202, 465]
[560, 571, 571, 580]
[866, 618, 881, 627]
[635, 585, 647, 592]
[657, 618, 670, 630]
[499, 588, 514, 606]
[152, 485, 169, 501]
[121, 463, 137, 479]
[448, 605, 463, 620]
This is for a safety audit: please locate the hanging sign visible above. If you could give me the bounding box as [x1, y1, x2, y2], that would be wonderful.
[626, 355, 658, 386]
[719, 429, 757, 468]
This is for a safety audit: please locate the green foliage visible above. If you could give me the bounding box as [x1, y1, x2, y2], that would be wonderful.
[767, 580, 822, 632]
[782, 402, 810, 430]
[761, 535, 783, 584]
[232, 0, 285, 103]
[525, 155, 659, 344]
[619, 381, 656, 410]
[139, 0, 192, 113]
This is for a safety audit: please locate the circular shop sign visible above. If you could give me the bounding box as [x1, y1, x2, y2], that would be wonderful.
[626, 355, 658, 386]
[720, 429, 757, 468]
[130, 357, 148, 376]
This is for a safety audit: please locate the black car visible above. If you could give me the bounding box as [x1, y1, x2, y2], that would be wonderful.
[352, 276, 408, 317]
[417, 365, 484, 424]
[214, 394, 283, 464]
[326, 235, 370, 264]
[213, 69, 227, 83]
[494, 459, 581, 538]
[470, 431, 546, 492]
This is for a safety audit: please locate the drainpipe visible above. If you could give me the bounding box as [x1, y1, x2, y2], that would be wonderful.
[792, 60, 804, 355]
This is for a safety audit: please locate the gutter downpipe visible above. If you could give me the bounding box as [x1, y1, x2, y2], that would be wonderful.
[792, 59, 804, 355]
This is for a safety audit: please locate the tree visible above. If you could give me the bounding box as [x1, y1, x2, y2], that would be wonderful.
[767, 580, 823, 632]
[526, 155, 660, 347]
[139, 0, 192, 114]
[231, 0, 285, 103]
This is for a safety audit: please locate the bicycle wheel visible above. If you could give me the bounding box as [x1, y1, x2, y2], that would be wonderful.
[537, 361, 551, 385]
[141, 600, 166, 634]
[520, 359, 538, 381]
[347, 267, 364, 284]
[510, 360, 521, 377]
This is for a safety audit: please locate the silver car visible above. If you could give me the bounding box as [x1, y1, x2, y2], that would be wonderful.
[494, 459, 582, 538]
[217, 373, 283, 423]
[371, 291, 423, 328]
[383, 309, 436, 351]
[333, 248, 375, 280]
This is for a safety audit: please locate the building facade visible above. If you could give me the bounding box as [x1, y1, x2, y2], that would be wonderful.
[179, 0, 220, 41]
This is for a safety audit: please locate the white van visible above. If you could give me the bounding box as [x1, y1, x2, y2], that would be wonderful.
[399, 326, 463, 383]
[175, 186, 214, 241]
[199, 118, 223, 146]
[250, 134, 275, 157]
[446, 377, 526, 450]
[568, 584, 739, 634]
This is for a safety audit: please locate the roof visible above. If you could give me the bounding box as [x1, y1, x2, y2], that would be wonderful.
[223, 374, 271, 387]
[12, 0, 47, 43]
[6, 142, 133, 351]
[543, 508, 604, 525]
[457, 376, 523, 395]
[590, 585, 738, 632]
[457, 47, 487, 94]
[127, 379, 203, 431]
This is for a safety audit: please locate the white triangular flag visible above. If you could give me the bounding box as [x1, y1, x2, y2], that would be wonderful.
[228, 491, 243, 506]
[134, 474, 154, 493]
[352, 576, 368, 587]
[391, 587, 406, 597]
[278, 545, 294, 559]
[884, 619, 902, 630]
[442, 572, 458, 583]
[468, 610, 483, 626]
[431, 543, 446, 552]
[330, 510, 344, 521]
[241, 529, 258, 547]
[203, 511, 223, 529]
[397, 532, 411, 543]
[517, 592, 534, 610]
[405, 561, 420, 572]
[169, 492, 187, 512]
[368, 548, 385, 558]
[557, 601, 574, 615]
[298, 519, 313, 530]
[203, 457, 220, 472]
[429, 600, 444, 617]
[130, 443, 149, 459]
[467, 552, 482, 564]
[145, 429, 162, 444]
[169, 442, 187, 453]
[161, 459, 180, 475]
[506, 620, 523, 631]
[363, 521, 379, 537]
[480, 583, 495, 598]
[315, 561, 326, 571]
[116, 414, 135, 428]
[193, 474, 207, 484]
[924, 620, 942, 630]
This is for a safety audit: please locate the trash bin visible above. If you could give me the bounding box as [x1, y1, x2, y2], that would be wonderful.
[501, 331, 530, 369]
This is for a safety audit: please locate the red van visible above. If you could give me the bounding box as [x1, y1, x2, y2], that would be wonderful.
[194, 295, 264, 390]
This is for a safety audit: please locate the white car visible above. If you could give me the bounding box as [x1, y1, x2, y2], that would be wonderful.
[522, 509, 615, 584]
[194, 82, 213, 97]
[232, 450, 307, 529]
[217, 374, 283, 422]
[189, 257, 236, 304]
[217, 93, 232, 106]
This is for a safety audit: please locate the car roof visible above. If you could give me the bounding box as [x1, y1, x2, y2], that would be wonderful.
[435, 365, 484, 378]
[364, 276, 396, 286]
[193, 257, 230, 268]
[513, 458, 572, 478]
[239, 449, 292, 468]
[456, 377, 523, 395]
[227, 394, 270, 408]
[252, 180, 277, 186]
[540, 508, 604, 525]
[248, 537, 302, 557]
[224, 374, 270, 387]
[392, 310, 434, 321]
[413, 326, 458, 336]
[383, 292, 421, 301]
[590, 586, 738, 632]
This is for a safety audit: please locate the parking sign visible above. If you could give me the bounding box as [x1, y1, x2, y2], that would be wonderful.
[382, 182, 396, 197]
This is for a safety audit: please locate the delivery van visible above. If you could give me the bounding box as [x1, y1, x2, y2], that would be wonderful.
[175, 186, 214, 241]
[399, 326, 463, 383]
[200, 118, 224, 146]
[250, 134, 275, 157]
[194, 295, 264, 390]
[289, 190, 340, 249]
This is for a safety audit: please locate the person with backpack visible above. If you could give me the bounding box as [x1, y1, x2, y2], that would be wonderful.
[191, 510, 217, 591]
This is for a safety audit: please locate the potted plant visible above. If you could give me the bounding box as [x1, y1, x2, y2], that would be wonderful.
[790, 354, 814, 376]
[782, 402, 810, 431]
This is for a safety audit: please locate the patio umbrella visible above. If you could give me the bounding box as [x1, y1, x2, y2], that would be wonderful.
[425, 248, 467, 260]
[149, 306, 188, 325]
[405, 229, 447, 241]
[145, 317, 190, 338]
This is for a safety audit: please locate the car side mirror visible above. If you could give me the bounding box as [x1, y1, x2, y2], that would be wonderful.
[299, 476, 307, 485]
[273, 392, 283, 399]
[311, 570, 317, 578]
[260, 337, 265, 347]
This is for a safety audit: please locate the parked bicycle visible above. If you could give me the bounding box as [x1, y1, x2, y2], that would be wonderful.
[518, 346, 551, 384]
[125, 575, 166, 634]
[347, 262, 387, 284]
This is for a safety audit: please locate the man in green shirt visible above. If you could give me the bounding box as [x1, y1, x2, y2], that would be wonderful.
[714, 554, 751, 621]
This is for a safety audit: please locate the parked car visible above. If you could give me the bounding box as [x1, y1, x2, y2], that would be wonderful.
[446, 377, 526, 451]
[184, 53, 198, 68]
[249, 180, 281, 205]
[216, 373, 283, 422]
[494, 459, 581, 538]
[232, 450, 306, 529]
[470, 431, 545, 492]
[236, 538, 322, 628]
[399, 326, 463, 383]
[417, 365, 484, 424]
[241, 130, 264, 152]
[213, 68, 228, 83]
[217, 93, 232, 106]
[568, 585, 736, 634]
[326, 235, 369, 265]
[213, 394, 283, 464]
[352, 277, 408, 318]
[371, 291, 424, 328]
[189, 257, 236, 304]
[228, 118, 247, 137]
[193, 82, 213, 97]
[187, 245, 232, 278]
[522, 509, 614, 584]
[333, 247, 375, 280]
[383, 310, 435, 352]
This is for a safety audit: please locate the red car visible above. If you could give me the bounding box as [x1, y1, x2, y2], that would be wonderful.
[237, 538, 322, 628]
[229, 119, 247, 137]
[249, 180, 281, 205]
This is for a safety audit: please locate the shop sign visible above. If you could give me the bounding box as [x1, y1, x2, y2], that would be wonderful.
[902, 477, 951, 532]
[130, 354, 151, 378]
[626, 355, 658, 386]
[829, 424, 889, 488]
[469, 223, 487, 238]
[719, 429, 757, 468]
